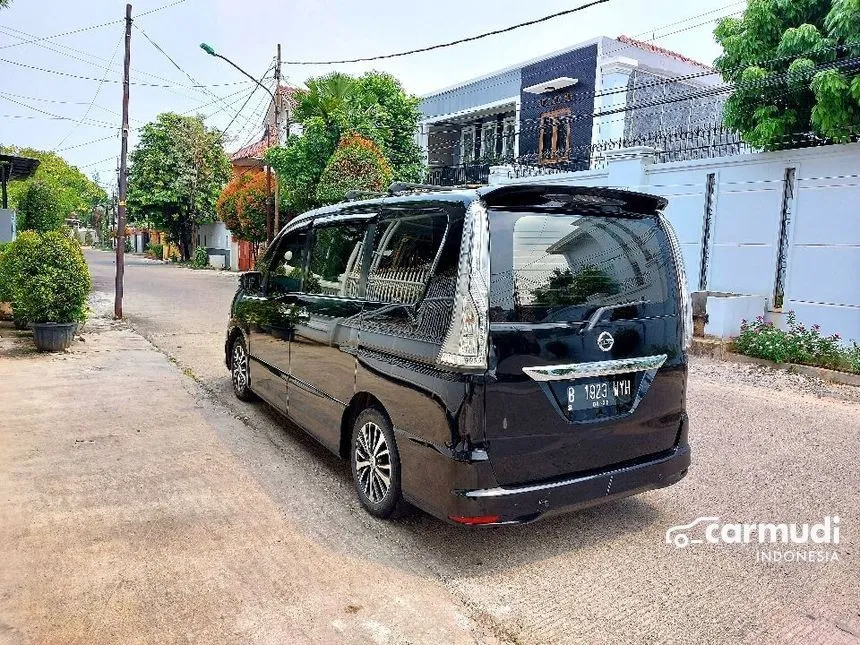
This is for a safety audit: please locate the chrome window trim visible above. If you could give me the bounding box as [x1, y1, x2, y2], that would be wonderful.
[521, 354, 667, 382]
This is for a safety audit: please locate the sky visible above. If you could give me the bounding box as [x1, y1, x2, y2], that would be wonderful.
[0, 0, 745, 192]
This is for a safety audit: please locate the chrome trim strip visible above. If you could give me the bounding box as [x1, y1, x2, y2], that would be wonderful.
[521, 354, 667, 382]
[461, 448, 682, 498]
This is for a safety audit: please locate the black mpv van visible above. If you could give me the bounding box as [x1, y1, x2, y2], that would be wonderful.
[226, 184, 692, 525]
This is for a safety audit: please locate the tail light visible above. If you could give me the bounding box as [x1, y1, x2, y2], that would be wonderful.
[660, 214, 692, 350]
[438, 199, 490, 370]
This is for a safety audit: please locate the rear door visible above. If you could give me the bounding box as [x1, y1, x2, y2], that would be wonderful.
[485, 207, 686, 485]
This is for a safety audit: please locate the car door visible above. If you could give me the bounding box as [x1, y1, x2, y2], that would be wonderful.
[286, 213, 372, 452]
[247, 225, 310, 412]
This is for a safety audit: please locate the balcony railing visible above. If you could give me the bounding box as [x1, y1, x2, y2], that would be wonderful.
[425, 162, 492, 186]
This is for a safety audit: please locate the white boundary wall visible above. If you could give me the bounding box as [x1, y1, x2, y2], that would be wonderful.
[489, 143, 860, 343]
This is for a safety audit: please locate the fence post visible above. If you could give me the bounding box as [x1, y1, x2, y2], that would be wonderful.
[603, 146, 658, 189]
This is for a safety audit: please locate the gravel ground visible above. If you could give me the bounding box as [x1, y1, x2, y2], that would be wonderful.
[689, 356, 860, 403]
[81, 249, 860, 645]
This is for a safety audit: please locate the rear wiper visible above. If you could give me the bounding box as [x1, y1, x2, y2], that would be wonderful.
[580, 300, 650, 333]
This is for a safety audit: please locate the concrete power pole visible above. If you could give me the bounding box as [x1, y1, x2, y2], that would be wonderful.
[273, 43, 281, 236]
[115, 3, 132, 319]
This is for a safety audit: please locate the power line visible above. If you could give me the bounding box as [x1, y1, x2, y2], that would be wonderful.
[0, 0, 188, 50]
[283, 0, 611, 65]
[0, 23, 206, 91]
[0, 91, 146, 123]
[0, 56, 258, 87]
[57, 134, 118, 152]
[0, 93, 118, 129]
[55, 32, 124, 150]
[221, 65, 276, 138]
[133, 24, 269, 136]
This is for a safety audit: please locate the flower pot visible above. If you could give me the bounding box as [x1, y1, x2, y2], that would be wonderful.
[32, 322, 77, 352]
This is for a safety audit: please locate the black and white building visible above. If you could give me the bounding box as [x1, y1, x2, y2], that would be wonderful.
[418, 35, 726, 184]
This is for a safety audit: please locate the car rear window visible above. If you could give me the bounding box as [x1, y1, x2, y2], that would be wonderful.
[489, 210, 675, 323]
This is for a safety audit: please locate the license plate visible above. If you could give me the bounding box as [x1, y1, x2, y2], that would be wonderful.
[567, 378, 633, 412]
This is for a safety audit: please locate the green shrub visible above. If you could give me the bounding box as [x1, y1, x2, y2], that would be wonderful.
[734, 311, 858, 374]
[17, 180, 64, 232]
[147, 242, 164, 260]
[192, 246, 209, 268]
[7, 231, 91, 324]
[0, 243, 12, 302]
[316, 134, 392, 205]
[125, 237, 133, 253]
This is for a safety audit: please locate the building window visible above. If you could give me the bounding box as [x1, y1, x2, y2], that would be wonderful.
[481, 122, 498, 162]
[501, 117, 516, 161]
[460, 126, 476, 164]
[537, 108, 571, 164]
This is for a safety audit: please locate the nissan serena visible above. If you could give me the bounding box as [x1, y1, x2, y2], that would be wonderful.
[225, 184, 692, 525]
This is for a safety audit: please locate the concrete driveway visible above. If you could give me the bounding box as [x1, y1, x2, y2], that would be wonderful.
[64, 250, 860, 643]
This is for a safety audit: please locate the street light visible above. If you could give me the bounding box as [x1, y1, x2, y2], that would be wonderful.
[200, 42, 280, 244]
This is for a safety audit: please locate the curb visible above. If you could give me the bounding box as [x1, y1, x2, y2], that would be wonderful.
[690, 337, 860, 387]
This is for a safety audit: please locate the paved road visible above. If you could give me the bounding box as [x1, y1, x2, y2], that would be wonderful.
[87, 250, 860, 645]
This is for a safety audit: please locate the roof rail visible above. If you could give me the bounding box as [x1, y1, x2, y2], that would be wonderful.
[343, 189, 386, 202]
[386, 182, 482, 195]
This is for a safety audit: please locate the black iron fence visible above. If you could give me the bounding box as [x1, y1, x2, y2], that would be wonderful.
[425, 124, 860, 185]
[425, 162, 492, 186]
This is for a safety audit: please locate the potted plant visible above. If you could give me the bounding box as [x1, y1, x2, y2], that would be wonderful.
[7, 231, 91, 351]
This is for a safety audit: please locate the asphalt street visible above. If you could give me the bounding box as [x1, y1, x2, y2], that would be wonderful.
[86, 249, 860, 645]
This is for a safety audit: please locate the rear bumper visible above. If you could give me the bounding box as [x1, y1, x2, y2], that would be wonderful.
[445, 444, 691, 525]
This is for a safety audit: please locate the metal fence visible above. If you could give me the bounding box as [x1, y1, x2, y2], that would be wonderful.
[453, 124, 860, 183]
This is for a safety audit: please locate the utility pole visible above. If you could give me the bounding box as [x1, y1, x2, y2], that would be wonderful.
[273, 43, 281, 236]
[115, 3, 132, 319]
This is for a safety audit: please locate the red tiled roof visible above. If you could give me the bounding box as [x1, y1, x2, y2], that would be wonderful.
[230, 135, 271, 161]
[615, 35, 714, 71]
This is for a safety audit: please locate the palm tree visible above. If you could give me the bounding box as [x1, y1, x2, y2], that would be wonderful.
[293, 73, 358, 129]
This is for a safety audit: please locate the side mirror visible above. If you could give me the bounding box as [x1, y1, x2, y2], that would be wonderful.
[240, 271, 262, 292]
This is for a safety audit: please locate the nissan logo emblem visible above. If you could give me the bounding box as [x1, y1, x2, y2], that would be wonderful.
[597, 331, 614, 352]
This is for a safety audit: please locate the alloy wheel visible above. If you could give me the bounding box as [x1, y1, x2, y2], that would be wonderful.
[354, 421, 392, 504]
[232, 341, 248, 392]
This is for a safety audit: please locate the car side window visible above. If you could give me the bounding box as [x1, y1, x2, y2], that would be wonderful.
[268, 228, 309, 295]
[305, 222, 368, 297]
[366, 212, 448, 305]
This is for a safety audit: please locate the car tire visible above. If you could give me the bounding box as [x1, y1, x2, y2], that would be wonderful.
[230, 335, 257, 402]
[350, 408, 407, 519]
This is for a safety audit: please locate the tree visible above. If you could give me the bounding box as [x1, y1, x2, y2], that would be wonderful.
[216, 171, 268, 255]
[17, 180, 63, 232]
[265, 70, 423, 215]
[265, 117, 340, 214]
[0, 146, 106, 222]
[714, 0, 860, 149]
[127, 113, 231, 260]
[352, 72, 424, 182]
[316, 134, 393, 205]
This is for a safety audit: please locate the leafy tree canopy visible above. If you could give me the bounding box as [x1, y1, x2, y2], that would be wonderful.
[127, 112, 231, 259]
[316, 134, 393, 205]
[0, 146, 106, 223]
[714, 0, 860, 148]
[17, 180, 63, 232]
[266, 70, 423, 215]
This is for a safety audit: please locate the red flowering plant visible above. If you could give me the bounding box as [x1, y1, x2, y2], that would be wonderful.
[216, 171, 268, 251]
[734, 311, 857, 373]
